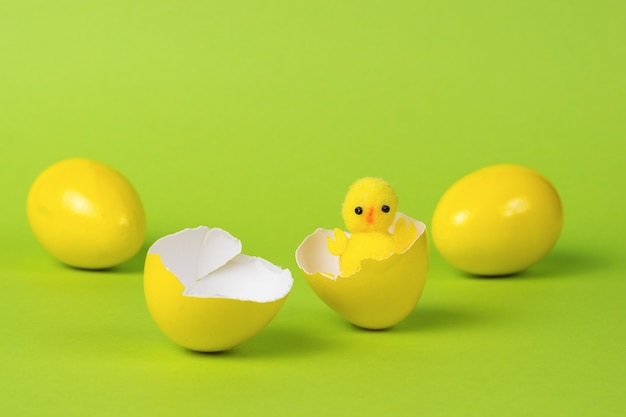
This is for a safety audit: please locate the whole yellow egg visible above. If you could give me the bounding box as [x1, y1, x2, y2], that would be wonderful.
[27, 158, 146, 269]
[431, 164, 563, 276]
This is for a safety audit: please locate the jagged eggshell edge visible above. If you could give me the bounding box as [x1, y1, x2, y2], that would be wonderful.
[144, 226, 293, 351]
[295, 213, 429, 329]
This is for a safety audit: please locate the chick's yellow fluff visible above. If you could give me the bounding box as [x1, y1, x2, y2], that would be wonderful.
[327, 177, 417, 276]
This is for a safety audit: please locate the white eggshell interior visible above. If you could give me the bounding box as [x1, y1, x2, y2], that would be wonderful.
[295, 213, 426, 278]
[148, 226, 293, 302]
[295, 228, 341, 278]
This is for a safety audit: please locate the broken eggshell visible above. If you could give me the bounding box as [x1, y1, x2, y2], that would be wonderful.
[296, 213, 429, 330]
[144, 226, 293, 352]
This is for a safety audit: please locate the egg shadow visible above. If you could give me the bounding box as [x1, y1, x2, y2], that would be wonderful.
[241, 326, 343, 358]
[183, 326, 340, 359]
[38, 236, 155, 275]
[325, 305, 485, 335]
[459, 249, 613, 281]
[385, 306, 486, 334]
[521, 249, 613, 279]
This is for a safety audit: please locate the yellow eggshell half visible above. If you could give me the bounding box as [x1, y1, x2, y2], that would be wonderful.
[431, 164, 563, 276]
[144, 227, 293, 352]
[296, 214, 429, 330]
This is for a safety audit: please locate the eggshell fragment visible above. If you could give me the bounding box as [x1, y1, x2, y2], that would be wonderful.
[144, 226, 293, 352]
[296, 213, 429, 330]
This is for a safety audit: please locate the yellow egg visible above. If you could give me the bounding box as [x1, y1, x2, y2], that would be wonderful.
[27, 158, 146, 269]
[296, 213, 429, 330]
[431, 164, 563, 276]
[144, 227, 293, 352]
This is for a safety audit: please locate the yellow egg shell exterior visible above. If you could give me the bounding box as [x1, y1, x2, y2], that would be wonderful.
[144, 253, 288, 352]
[297, 216, 429, 330]
[27, 158, 146, 269]
[432, 164, 563, 276]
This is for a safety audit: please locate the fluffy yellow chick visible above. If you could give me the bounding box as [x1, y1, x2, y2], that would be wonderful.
[327, 177, 417, 276]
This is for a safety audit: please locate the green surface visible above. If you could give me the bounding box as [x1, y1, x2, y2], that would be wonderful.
[1, 1, 625, 416]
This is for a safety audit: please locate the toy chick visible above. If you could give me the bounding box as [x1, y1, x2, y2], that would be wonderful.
[327, 177, 417, 276]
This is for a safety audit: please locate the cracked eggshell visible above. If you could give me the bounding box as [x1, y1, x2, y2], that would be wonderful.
[296, 213, 429, 330]
[144, 226, 293, 352]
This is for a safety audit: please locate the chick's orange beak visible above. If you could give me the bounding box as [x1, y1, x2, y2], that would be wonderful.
[366, 206, 375, 224]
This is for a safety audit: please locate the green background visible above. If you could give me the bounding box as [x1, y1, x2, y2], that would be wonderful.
[1, 1, 624, 416]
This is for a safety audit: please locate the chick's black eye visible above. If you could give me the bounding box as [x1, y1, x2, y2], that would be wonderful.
[354, 207, 363, 215]
[381, 205, 390, 213]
